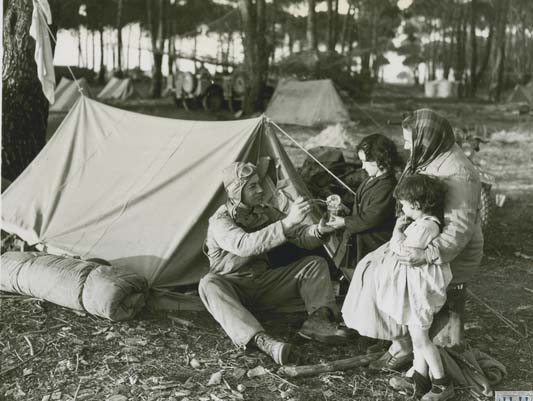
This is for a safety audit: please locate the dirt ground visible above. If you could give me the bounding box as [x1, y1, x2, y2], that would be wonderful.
[2, 85, 533, 400]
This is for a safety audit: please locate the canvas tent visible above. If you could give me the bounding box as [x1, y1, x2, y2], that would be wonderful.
[2, 96, 324, 309]
[506, 83, 533, 104]
[50, 77, 91, 112]
[97, 77, 137, 100]
[265, 79, 350, 127]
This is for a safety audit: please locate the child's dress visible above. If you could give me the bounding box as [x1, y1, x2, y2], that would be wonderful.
[375, 216, 452, 329]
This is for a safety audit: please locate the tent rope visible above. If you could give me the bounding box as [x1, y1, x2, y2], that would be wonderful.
[267, 118, 357, 197]
[351, 101, 384, 130]
[39, 10, 85, 95]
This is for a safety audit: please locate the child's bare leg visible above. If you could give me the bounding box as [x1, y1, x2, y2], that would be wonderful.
[408, 325, 445, 379]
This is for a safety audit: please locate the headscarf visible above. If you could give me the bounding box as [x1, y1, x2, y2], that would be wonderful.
[401, 108, 456, 178]
[396, 109, 456, 216]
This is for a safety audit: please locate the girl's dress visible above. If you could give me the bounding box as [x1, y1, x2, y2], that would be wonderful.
[375, 216, 452, 329]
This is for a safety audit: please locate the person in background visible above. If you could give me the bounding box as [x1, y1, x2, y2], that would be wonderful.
[199, 161, 351, 366]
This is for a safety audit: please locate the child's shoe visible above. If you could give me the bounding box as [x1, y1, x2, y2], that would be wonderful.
[389, 370, 431, 398]
[420, 376, 455, 401]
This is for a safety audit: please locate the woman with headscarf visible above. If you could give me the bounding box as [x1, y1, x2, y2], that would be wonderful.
[340, 109, 484, 400]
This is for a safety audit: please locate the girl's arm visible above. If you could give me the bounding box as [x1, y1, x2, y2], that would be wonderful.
[392, 220, 440, 257]
[344, 181, 396, 234]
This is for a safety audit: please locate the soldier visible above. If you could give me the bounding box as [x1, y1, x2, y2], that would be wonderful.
[199, 162, 351, 365]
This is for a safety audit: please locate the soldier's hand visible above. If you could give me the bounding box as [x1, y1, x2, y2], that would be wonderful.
[282, 196, 312, 229]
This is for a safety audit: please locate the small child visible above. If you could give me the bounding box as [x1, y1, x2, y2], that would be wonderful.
[328, 133, 403, 267]
[376, 174, 454, 400]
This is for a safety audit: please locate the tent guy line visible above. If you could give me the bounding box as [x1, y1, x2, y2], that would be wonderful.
[40, 10, 85, 95]
[268, 118, 357, 197]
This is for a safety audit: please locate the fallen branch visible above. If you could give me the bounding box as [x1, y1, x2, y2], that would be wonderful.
[277, 352, 382, 378]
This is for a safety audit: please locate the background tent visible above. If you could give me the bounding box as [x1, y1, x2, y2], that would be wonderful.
[50, 77, 91, 112]
[506, 83, 533, 104]
[2, 97, 319, 309]
[265, 79, 350, 127]
[97, 77, 137, 100]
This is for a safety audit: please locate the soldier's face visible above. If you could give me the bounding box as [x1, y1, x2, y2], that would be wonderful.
[241, 174, 264, 207]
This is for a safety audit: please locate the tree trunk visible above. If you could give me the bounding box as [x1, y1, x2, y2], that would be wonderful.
[494, 0, 510, 101]
[469, 0, 478, 96]
[92, 31, 95, 71]
[148, 0, 165, 98]
[98, 26, 105, 83]
[126, 24, 132, 71]
[327, 0, 334, 53]
[238, 0, 269, 115]
[116, 0, 123, 77]
[455, 6, 467, 97]
[167, 22, 176, 85]
[333, 0, 340, 50]
[138, 27, 142, 69]
[444, 6, 458, 80]
[429, 19, 436, 81]
[306, 0, 317, 51]
[474, 17, 493, 85]
[78, 27, 83, 67]
[340, 5, 353, 55]
[2, 0, 55, 181]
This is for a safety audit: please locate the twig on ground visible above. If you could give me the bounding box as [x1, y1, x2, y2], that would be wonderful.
[0, 341, 48, 376]
[277, 352, 382, 378]
[266, 369, 299, 388]
[168, 315, 195, 328]
[23, 335, 34, 356]
[72, 381, 82, 401]
[13, 347, 24, 362]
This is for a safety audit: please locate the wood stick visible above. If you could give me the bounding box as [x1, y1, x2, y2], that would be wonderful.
[277, 352, 382, 378]
[266, 369, 298, 388]
[23, 336, 34, 356]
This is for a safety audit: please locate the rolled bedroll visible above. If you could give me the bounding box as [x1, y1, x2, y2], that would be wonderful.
[0, 252, 148, 321]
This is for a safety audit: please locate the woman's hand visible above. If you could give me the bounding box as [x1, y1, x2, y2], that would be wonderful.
[396, 247, 427, 266]
[326, 215, 346, 229]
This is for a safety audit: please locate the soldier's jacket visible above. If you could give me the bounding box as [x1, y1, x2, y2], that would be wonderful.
[205, 203, 325, 276]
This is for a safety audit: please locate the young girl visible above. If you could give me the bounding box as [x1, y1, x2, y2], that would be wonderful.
[377, 174, 454, 400]
[329, 133, 403, 267]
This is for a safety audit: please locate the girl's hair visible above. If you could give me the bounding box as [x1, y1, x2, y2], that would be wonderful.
[356, 133, 403, 173]
[394, 174, 447, 226]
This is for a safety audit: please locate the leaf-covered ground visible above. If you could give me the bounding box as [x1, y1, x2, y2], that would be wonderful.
[2, 85, 533, 400]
